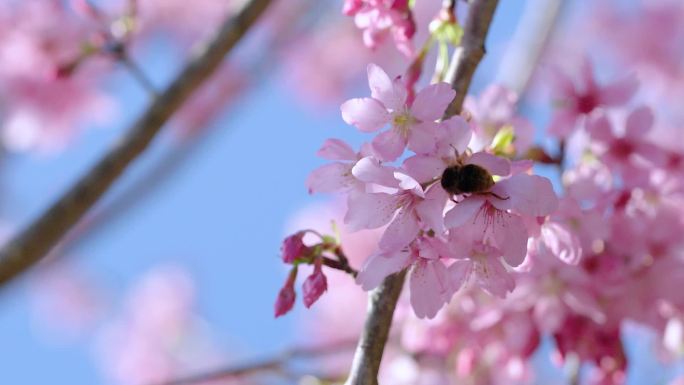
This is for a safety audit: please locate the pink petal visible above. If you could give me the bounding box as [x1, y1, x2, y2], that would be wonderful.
[494, 174, 558, 217]
[344, 191, 398, 231]
[407, 122, 439, 154]
[356, 250, 411, 290]
[341, 98, 390, 132]
[394, 171, 424, 197]
[550, 67, 576, 98]
[351, 156, 398, 188]
[563, 289, 606, 324]
[415, 187, 448, 233]
[578, 56, 597, 91]
[306, 163, 355, 194]
[510, 117, 534, 153]
[467, 152, 511, 176]
[402, 155, 444, 183]
[409, 259, 453, 319]
[371, 129, 407, 161]
[585, 113, 615, 143]
[547, 109, 578, 138]
[448, 260, 472, 290]
[541, 222, 582, 265]
[410, 82, 455, 121]
[316, 138, 357, 161]
[444, 197, 485, 228]
[367, 63, 406, 111]
[379, 207, 421, 252]
[599, 74, 638, 106]
[436, 116, 472, 156]
[491, 213, 529, 267]
[475, 258, 515, 298]
[625, 105, 654, 139]
[534, 297, 565, 333]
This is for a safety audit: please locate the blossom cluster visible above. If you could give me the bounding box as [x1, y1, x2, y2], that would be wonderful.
[282, 39, 684, 383]
[278, 63, 560, 320]
[342, 0, 416, 57]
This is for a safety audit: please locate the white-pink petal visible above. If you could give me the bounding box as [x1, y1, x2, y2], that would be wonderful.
[625, 105, 654, 139]
[344, 191, 398, 231]
[444, 197, 485, 228]
[492, 213, 529, 267]
[371, 129, 407, 161]
[306, 163, 354, 194]
[410, 82, 455, 121]
[409, 259, 453, 319]
[467, 152, 511, 176]
[437, 116, 472, 156]
[599, 74, 638, 106]
[316, 138, 357, 161]
[340, 97, 390, 132]
[402, 155, 444, 183]
[367, 63, 406, 111]
[356, 250, 412, 291]
[352, 156, 398, 188]
[415, 187, 447, 234]
[475, 258, 515, 298]
[495, 174, 558, 217]
[407, 122, 439, 154]
[379, 208, 421, 252]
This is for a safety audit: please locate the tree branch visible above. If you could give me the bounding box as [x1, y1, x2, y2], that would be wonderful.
[345, 269, 407, 385]
[444, 0, 500, 119]
[0, 0, 273, 288]
[345, 2, 501, 384]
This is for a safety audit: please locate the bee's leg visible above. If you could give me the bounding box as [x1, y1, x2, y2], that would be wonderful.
[485, 191, 510, 200]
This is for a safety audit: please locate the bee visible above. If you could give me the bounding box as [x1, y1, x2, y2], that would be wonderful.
[440, 163, 509, 200]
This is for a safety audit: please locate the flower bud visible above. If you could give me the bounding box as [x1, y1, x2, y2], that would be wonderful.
[302, 259, 328, 308]
[281, 231, 309, 264]
[274, 268, 297, 317]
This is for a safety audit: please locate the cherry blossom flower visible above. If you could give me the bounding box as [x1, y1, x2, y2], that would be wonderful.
[357, 236, 463, 318]
[586, 106, 667, 177]
[548, 58, 638, 138]
[340, 63, 455, 161]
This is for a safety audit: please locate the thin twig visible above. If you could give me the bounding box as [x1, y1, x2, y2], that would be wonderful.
[158, 339, 356, 385]
[322, 256, 358, 277]
[0, 0, 273, 288]
[443, 0, 500, 119]
[120, 54, 159, 97]
[344, 2, 501, 385]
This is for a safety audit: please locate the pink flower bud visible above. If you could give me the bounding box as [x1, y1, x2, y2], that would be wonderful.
[302, 260, 327, 308]
[281, 232, 309, 264]
[274, 269, 297, 318]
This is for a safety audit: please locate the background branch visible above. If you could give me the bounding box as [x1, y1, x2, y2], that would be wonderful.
[0, 0, 273, 288]
[159, 339, 356, 385]
[345, 1, 500, 384]
[444, 0, 500, 119]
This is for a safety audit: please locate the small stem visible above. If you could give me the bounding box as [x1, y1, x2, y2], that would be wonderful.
[120, 55, 158, 97]
[322, 256, 358, 277]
